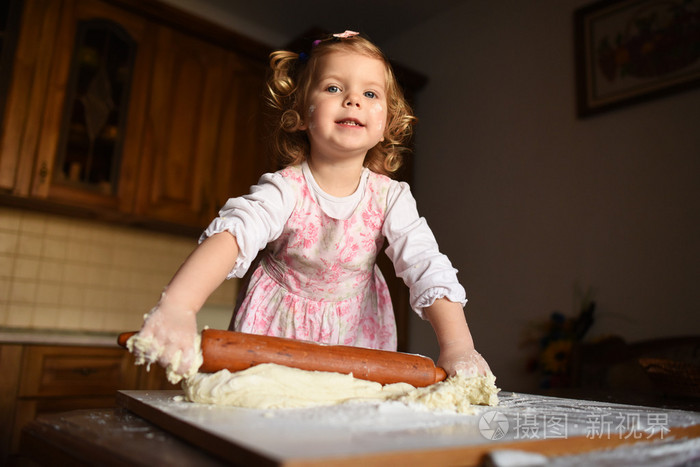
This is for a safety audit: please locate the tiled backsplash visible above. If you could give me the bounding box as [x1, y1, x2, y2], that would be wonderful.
[0, 206, 237, 332]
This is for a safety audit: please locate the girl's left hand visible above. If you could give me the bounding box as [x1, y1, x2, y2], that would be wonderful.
[437, 345, 492, 377]
[423, 298, 492, 378]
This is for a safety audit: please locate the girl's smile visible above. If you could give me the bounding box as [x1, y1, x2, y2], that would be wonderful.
[336, 118, 362, 127]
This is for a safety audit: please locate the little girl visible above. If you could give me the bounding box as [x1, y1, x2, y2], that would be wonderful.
[130, 31, 491, 383]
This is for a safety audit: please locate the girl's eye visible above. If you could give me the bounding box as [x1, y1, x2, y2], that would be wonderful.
[327, 85, 340, 93]
[364, 91, 376, 99]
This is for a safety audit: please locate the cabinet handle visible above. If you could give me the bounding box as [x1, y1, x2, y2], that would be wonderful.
[74, 367, 99, 377]
[39, 161, 49, 183]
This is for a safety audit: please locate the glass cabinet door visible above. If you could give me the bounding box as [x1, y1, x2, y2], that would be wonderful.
[53, 19, 136, 195]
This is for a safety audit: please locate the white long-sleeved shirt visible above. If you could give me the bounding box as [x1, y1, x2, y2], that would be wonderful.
[201, 162, 466, 317]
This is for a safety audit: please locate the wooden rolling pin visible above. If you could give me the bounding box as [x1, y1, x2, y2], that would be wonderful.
[118, 329, 447, 387]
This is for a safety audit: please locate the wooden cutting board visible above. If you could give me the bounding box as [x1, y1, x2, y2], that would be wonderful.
[116, 390, 700, 466]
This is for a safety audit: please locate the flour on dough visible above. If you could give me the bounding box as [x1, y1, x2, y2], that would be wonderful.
[126, 291, 203, 385]
[183, 363, 413, 409]
[394, 370, 499, 413]
[183, 363, 499, 413]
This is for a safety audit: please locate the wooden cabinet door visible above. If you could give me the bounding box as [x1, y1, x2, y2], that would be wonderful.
[0, 0, 151, 210]
[210, 54, 270, 211]
[0, 0, 64, 194]
[133, 26, 231, 228]
[35, 0, 152, 211]
[0, 345, 22, 462]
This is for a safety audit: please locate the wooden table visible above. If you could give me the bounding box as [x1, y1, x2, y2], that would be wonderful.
[19, 407, 226, 466]
[18, 390, 700, 466]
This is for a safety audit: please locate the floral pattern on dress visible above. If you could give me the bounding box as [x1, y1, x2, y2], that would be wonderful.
[233, 165, 397, 350]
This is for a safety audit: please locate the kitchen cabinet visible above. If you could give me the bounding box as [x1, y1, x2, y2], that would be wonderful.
[0, 0, 149, 206]
[0, 342, 174, 463]
[0, 0, 271, 233]
[132, 25, 269, 228]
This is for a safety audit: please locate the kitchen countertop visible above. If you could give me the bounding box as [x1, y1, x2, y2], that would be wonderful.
[0, 327, 120, 347]
[21, 408, 226, 467]
[18, 390, 700, 466]
[116, 389, 700, 465]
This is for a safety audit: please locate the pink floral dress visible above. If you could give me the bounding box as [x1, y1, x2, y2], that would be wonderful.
[232, 165, 397, 350]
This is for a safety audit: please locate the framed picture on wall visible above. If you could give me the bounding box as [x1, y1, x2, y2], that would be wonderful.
[574, 0, 700, 117]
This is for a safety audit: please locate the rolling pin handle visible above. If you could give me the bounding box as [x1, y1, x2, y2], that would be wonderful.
[434, 366, 448, 383]
[118, 331, 136, 348]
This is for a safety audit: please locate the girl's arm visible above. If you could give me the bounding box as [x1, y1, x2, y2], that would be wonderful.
[424, 297, 491, 377]
[131, 172, 294, 381]
[160, 232, 240, 313]
[381, 182, 491, 376]
[132, 232, 239, 378]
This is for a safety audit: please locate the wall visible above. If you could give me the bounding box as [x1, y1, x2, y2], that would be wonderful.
[0, 206, 236, 333]
[383, 0, 700, 392]
[158, 0, 284, 46]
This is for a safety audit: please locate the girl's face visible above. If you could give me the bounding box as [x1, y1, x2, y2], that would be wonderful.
[301, 51, 388, 163]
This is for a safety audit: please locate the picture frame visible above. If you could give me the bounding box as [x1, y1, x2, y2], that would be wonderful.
[574, 0, 700, 117]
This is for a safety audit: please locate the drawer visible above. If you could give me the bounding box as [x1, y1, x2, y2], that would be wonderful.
[18, 345, 137, 397]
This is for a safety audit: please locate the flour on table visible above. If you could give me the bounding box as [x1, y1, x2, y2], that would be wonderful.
[183, 363, 499, 413]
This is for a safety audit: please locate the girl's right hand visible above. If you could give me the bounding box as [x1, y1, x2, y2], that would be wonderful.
[127, 232, 239, 383]
[127, 298, 202, 383]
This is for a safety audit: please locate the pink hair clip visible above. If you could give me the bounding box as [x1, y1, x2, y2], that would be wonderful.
[309, 31, 359, 51]
[333, 30, 360, 39]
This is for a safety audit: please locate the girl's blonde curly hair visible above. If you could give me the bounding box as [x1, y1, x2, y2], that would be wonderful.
[265, 33, 416, 176]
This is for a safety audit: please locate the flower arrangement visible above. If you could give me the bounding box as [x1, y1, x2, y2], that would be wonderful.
[523, 289, 596, 389]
